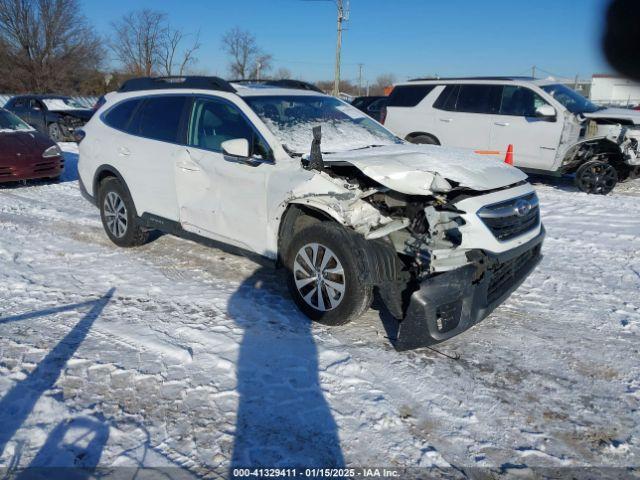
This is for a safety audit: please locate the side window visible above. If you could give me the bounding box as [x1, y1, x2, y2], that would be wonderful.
[103, 99, 142, 132]
[433, 85, 460, 111]
[188, 98, 271, 159]
[12, 98, 26, 109]
[455, 85, 501, 114]
[499, 86, 548, 117]
[128, 96, 189, 142]
[387, 85, 436, 107]
[30, 99, 44, 111]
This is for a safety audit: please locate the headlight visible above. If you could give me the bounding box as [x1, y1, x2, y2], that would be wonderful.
[42, 145, 62, 158]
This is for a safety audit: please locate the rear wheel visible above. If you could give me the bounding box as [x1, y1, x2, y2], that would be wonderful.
[285, 223, 372, 326]
[407, 134, 439, 145]
[575, 160, 618, 195]
[99, 177, 149, 247]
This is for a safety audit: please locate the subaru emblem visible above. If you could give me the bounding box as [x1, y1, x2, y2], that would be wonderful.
[514, 199, 531, 217]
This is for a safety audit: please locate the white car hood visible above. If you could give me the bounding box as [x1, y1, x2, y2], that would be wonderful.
[323, 144, 527, 195]
[583, 107, 640, 125]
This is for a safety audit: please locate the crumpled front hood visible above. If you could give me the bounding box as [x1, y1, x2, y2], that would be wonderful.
[584, 107, 640, 125]
[50, 109, 93, 121]
[323, 144, 527, 195]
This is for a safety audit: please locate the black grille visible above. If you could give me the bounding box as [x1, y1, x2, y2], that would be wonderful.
[487, 244, 541, 303]
[479, 193, 540, 241]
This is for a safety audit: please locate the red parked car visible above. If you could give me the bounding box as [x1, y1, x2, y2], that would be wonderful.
[0, 108, 64, 183]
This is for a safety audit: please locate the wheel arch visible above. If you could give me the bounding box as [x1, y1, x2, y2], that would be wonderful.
[93, 165, 139, 214]
[405, 131, 441, 145]
[276, 202, 343, 266]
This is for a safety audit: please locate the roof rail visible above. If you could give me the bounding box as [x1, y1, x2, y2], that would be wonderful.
[408, 76, 536, 82]
[118, 76, 237, 93]
[230, 79, 323, 93]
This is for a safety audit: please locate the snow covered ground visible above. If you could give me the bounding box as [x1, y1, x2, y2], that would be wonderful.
[0, 143, 638, 478]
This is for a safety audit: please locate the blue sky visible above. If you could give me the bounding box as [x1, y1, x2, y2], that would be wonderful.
[83, 0, 613, 83]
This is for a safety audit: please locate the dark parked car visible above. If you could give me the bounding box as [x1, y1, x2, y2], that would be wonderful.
[5, 95, 93, 142]
[351, 95, 387, 122]
[0, 108, 64, 183]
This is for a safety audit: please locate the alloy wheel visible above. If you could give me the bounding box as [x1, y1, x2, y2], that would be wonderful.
[293, 243, 345, 311]
[576, 162, 617, 194]
[103, 191, 128, 238]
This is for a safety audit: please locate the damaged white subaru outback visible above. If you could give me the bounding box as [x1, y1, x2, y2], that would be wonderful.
[78, 76, 545, 350]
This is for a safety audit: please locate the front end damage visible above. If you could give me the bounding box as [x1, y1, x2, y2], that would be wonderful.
[560, 118, 640, 173]
[292, 151, 544, 350]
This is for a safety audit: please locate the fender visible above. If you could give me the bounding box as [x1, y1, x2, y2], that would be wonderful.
[92, 164, 140, 215]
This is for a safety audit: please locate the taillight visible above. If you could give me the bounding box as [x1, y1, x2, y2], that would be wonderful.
[380, 105, 387, 124]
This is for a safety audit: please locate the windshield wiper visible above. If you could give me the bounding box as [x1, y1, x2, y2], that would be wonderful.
[348, 144, 386, 151]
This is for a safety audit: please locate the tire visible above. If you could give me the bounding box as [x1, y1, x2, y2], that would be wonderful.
[48, 123, 64, 142]
[98, 177, 149, 247]
[407, 134, 439, 145]
[574, 160, 618, 195]
[285, 223, 373, 326]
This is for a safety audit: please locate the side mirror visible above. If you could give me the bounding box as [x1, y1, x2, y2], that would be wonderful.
[535, 104, 556, 119]
[221, 138, 250, 158]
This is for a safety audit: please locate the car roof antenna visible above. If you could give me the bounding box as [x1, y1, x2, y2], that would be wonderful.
[306, 125, 325, 171]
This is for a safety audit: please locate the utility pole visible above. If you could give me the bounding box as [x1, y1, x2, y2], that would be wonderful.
[357, 63, 364, 96]
[256, 61, 262, 81]
[531, 65, 536, 79]
[333, 0, 349, 97]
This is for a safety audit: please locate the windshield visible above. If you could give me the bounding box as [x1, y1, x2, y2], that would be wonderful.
[42, 97, 86, 111]
[540, 84, 601, 114]
[244, 95, 401, 154]
[0, 109, 34, 132]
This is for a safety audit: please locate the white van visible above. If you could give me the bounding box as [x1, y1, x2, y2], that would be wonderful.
[383, 77, 640, 194]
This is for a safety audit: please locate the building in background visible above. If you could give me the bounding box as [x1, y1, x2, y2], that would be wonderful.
[590, 74, 640, 106]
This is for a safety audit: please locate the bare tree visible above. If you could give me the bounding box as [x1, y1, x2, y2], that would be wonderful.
[158, 29, 201, 76]
[369, 73, 397, 96]
[272, 67, 292, 80]
[221, 27, 271, 79]
[111, 9, 201, 77]
[0, 0, 104, 93]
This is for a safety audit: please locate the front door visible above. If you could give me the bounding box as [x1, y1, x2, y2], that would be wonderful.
[175, 96, 275, 255]
[490, 85, 563, 170]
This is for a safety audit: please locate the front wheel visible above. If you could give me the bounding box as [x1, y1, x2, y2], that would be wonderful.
[285, 223, 372, 326]
[575, 160, 618, 195]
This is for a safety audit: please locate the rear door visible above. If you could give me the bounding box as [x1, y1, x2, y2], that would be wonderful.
[117, 95, 190, 221]
[490, 85, 562, 170]
[431, 84, 500, 150]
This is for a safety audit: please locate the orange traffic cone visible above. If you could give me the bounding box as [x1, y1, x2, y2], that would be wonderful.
[504, 144, 514, 165]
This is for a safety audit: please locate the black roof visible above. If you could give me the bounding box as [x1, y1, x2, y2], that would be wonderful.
[118, 76, 237, 93]
[230, 79, 323, 93]
[408, 76, 536, 82]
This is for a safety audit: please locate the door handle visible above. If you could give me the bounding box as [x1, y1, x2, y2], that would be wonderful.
[118, 147, 131, 156]
[494, 122, 509, 126]
[439, 118, 453, 123]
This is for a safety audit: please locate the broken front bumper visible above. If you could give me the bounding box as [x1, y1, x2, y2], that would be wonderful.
[394, 227, 545, 351]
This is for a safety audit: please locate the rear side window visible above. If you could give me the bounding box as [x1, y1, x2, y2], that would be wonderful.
[103, 99, 142, 131]
[128, 96, 189, 143]
[433, 85, 459, 111]
[434, 84, 501, 114]
[387, 85, 436, 107]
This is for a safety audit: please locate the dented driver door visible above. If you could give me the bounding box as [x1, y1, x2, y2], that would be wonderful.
[175, 96, 273, 255]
